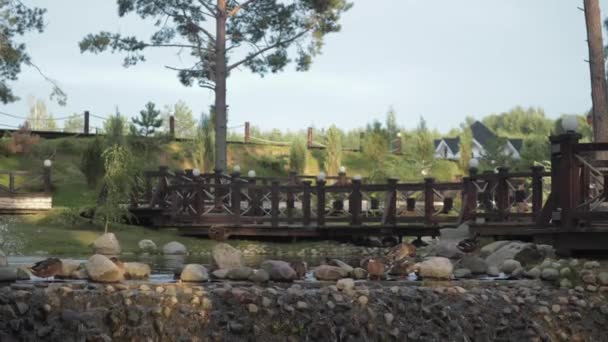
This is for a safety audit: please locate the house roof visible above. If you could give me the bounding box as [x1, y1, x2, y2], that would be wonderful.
[470, 121, 497, 147]
[509, 139, 523, 152]
[434, 137, 461, 154]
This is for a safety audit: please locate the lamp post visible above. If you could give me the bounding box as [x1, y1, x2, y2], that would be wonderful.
[43, 159, 52, 192]
[468, 157, 479, 176]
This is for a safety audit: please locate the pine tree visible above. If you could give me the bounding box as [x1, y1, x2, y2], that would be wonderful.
[132, 102, 163, 137]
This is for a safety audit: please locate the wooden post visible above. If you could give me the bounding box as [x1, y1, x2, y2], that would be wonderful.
[214, 168, 223, 210]
[157, 166, 169, 208]
[350, 178, 362, 226]
[316, 179, 326, 227]
[531, 166, 544, 221]
[461, 177, 477, 221]
[287, 172, 296, 224]
[424, 178, 435, 226]
[194, 176, 204, 220]
[144, 174, 152, 205]
[8, 172, 15, 193]
[271, 180, 280, 227]
[244, 122, 250, 144]
[248, 177, 259, 219]
[169, 115, 175, 139]
[307, 127, 313, 149]
[394, 136, 402, 155]
[550, 133, 582, 228]
[496, 167, 510, 219]
[84, 111, 90, 135]
[359, 132, 365, 152]
[232, 173, 241, 227]
[302, 181, 311, 226]
[383, 178, 398, 226]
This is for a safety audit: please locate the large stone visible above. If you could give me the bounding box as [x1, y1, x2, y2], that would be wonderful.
[260, 260, 297, 281]
[138, 240, 157, 253]
[435, 240, 464, 259]
[85, 255, 124, 283]
[352, 267, 368, 279]
[414, 257, 453, 280]
[327, 259, 354, 274]
[0, 267, 30, 282]
[455, 255, 487, 274]
[123, 262, 151, 280]
[248, 269, 270, 283]
[336, 278, 355, 292]
[212, 243, 244, 270]
[453, 268, 472, 278]
[212, 269, 229, 279]
[162, 241, 187, 255]
[180, 264, 209, 282]
[226, 267, 254, 280]
[484, 242, 542, 268]
[439, 223, 470, 241]
[480, 241, 511, 258]
[598, 272, 608, 286]
[540, 268, 559, 281]
[314, 265, 349, 281]
[58, 259, 82, 278]
[500, 259, 521, 275]
[91, 233, 121, 255]
[0, 250, 6, 267]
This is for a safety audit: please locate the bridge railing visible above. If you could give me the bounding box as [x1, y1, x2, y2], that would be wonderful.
[0, 169, 52, 195]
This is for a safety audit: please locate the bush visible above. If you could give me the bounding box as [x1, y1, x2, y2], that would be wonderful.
[325, 125, 342, 175]
[289, 137, 307, 173]
[80, 137, 105, 188]
[6, 123, 39, 155]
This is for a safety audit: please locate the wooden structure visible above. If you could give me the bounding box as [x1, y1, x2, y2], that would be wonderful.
[0, 168, 52, 214]
[130, 164, 550, 242]
[129, 131, 608, 253]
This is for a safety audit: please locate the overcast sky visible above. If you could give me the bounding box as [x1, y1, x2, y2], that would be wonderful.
[1, 0, 607, 133]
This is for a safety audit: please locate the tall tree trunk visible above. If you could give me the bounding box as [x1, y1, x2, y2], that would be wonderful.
[584, 0, 608, 148]
[214, 0, 228, 172]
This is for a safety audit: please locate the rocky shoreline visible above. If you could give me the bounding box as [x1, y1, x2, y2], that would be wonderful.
[0, 279, 607, 341]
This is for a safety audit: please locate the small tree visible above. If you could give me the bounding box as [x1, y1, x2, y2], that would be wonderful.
[80, 137, 105, 188]
[289, 137, 307, 174]
[163, 100, 196, 138]
[104, 113, 128, 147]
[191, 113, 215, 173]
[26, 97, 57, 131]
[63, 113, 84, 133]
[132, 102, 163, 137]
[325, 125, 342, 176]
[479, 137, 513, 170]
[96, 145, 136, 233]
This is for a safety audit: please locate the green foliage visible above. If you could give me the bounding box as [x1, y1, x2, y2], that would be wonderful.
[482, 106, 553, 138]
[0, 1, 46, 104]
[479, 137, 514, 170]
[410, 117, 435, 173]
[385, 107, 399, 140]
[26, 97, 56, 131]
[96, 145, 138, 233]
[63, 113, 84, 133]
[519, 135, 550, 168]
[554, 115, 593, 142]
[325, 125, 342, 175]
[80, 137, 105, 188]
[163, 100, 196, 138]
[132, 102, 163, 137]
[289, 137, 307, 173]
[459, 128, 473, 172]
[191, 113, 215, 172]
[103, 113, 127, 147]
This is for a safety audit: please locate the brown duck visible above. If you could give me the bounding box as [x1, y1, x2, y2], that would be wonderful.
[30, 258, 63, 278]
[457, 233, 480, 254]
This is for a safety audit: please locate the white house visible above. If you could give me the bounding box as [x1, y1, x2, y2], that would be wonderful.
[434, 121, 522, 161]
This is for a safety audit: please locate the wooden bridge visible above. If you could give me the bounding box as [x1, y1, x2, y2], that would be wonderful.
[128, 132, 608, 253]
[0, 167, 52, 214]
[129, 131, 608, 253]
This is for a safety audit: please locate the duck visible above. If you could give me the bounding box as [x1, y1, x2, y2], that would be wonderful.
[30, 258, 63, 279]
[457, 233, 480, 254]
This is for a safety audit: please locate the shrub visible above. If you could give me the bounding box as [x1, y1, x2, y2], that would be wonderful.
[289, 137, 307, 173]
[80, 137, 105, 188]
[6, 122, 39, 155]
[325, 125, 342, 175]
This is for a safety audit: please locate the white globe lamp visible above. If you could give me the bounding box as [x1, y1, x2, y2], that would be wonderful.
[192, 168, 201, 177]
[43, 159, 52, 168]
[317, 171, 326, 181]
[248, 170, 256, 178]
[562, 115, 579, 133]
